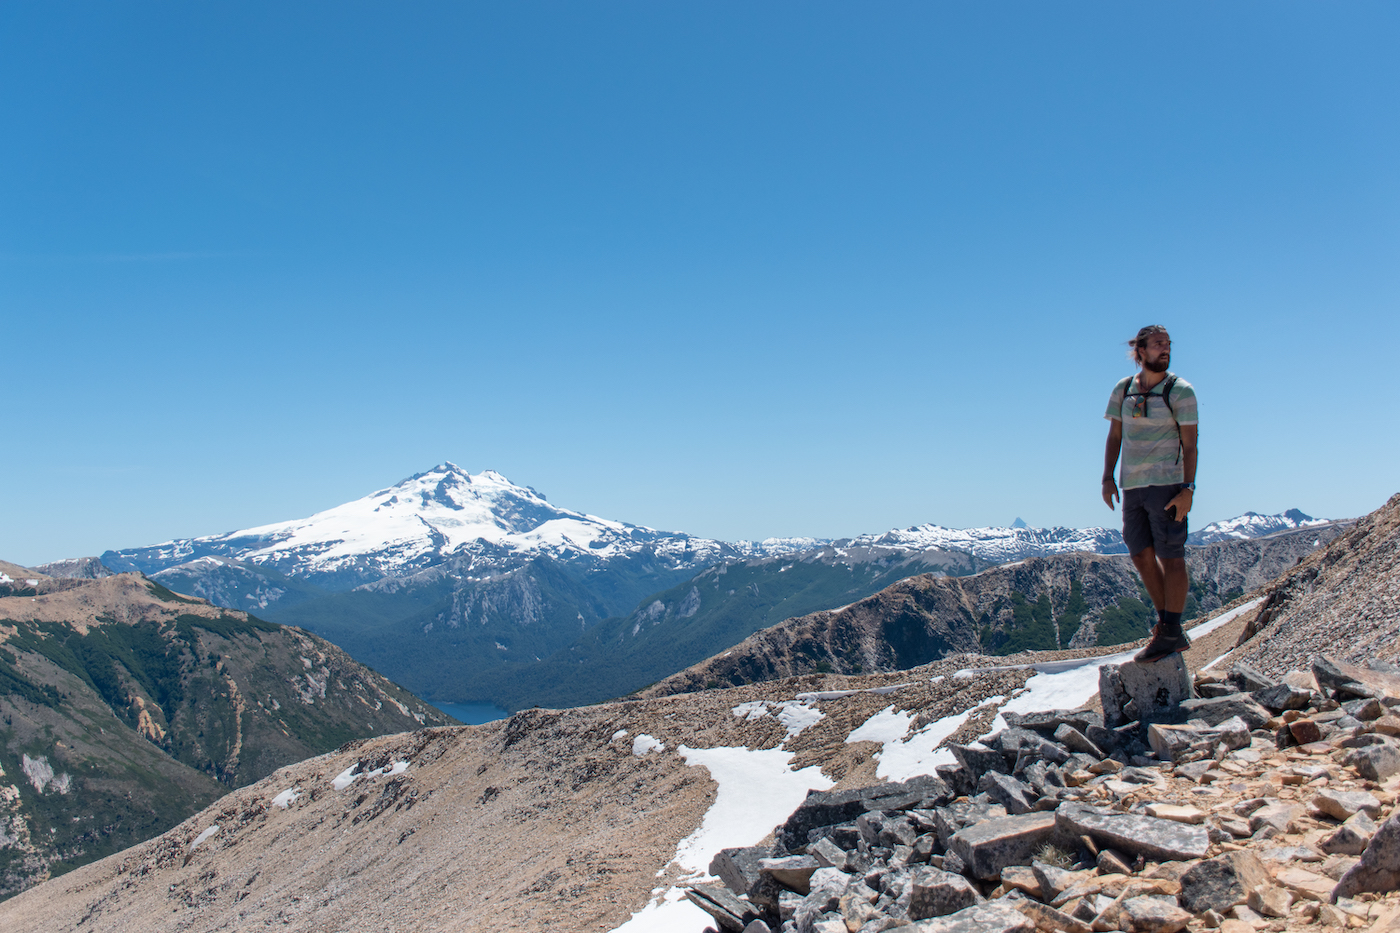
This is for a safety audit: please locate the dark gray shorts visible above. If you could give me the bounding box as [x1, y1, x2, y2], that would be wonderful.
[1122, 484, 1189, 559]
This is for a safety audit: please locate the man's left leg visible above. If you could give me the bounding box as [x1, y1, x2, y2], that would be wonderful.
[1134, 490, 1192, 662]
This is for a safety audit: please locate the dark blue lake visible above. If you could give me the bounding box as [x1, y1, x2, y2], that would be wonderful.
[430, 701, 511, 725]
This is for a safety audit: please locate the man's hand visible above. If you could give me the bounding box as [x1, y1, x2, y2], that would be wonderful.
[1102, 478, 1119, 511]
[1166, 488, 1193, 521]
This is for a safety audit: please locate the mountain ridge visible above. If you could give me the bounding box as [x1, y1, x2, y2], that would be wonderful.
[0, 567, 453, 900]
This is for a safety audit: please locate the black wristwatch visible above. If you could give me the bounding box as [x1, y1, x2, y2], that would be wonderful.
[1182, 482, 1196, 492]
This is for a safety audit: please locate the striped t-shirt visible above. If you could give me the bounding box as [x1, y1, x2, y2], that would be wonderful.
[1104, 372, 1198, 489]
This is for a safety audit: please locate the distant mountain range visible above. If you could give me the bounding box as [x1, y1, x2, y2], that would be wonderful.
[92, 463, 1336, 711]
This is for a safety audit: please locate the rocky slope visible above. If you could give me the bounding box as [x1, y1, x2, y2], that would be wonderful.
[0, 568, 452, 900]
[640, 524, 1342, 699]
[1209, 493, 1400, 678]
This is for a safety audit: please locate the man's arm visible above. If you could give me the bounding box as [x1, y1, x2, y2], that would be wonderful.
[1165, 424, 1198, 520]
[1102, 420, 1123, 510]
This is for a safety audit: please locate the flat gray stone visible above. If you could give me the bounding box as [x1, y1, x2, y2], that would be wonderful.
[1320, 812, 1378, 857]
[1002, 709, 1103, 735]
[951, 743, 1012, 783]
[1178, 850, 1272, 914]
[933, 801, 1007, 847]
[1178, 694, 1272, 730]
[1313, 789, 1382, 821]
[1056, 802, 1209, 862]
[908, 866, 981, 920]
[1250, 802, 1304, 836]
[1120, 895, 1193, 933]
[759, 855, 820, 895]
[1148, 716, 1250, 762]
[685, 883, 762, 932]
[1228, 662, 1278, 693]
[912, 902, 1036, 933]
[947, 812, 1057, 881]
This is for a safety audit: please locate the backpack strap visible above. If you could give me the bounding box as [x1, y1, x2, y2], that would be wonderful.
[1114, 375, 1133, 414]
[1159, 374, 1178, 419]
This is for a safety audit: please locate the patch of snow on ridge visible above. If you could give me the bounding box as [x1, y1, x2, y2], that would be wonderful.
[673, 746, 834, 873]
[731, 701, 769, 721]
[632, 735, 664, 756]
[849, 697, 1004, 782]
[332, 760, 408, 790]
[610, 745, 834, 933]
[190, 825, 220, 850]
[775, 701, 823, 738]
[271, 788, 300, 809]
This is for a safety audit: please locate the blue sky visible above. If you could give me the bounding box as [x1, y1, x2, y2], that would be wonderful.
[3, 2, 1397, 566]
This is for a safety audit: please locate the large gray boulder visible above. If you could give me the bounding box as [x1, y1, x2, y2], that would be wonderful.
[1177, 850, 1272, 913]
[1334, 811, 1400, 899]
[1055, 802, 1210, 862]
[1344, 744, 1400, 781]
[1101, 656, 1192, 728]
[907, 867, 981, 920]
[946, 812, 1057, 881]
[711, 845, 774, 896]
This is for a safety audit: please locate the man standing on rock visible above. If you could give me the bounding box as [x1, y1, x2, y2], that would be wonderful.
[1102, 325, 1199, 663]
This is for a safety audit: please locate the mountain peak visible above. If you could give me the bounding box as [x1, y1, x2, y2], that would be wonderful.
[1011, 517, 1029, 529]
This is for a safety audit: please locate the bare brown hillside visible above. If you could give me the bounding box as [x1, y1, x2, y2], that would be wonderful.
[0, 658, 1034, 933]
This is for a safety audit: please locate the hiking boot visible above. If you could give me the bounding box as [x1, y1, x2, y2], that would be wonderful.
[1134, 629, 1191, 663]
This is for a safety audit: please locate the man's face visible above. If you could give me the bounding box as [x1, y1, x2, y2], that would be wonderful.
[1139, 332, 1171, 373]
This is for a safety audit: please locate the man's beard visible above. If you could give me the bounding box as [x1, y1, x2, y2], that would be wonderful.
[1143, 355, 1169, 373]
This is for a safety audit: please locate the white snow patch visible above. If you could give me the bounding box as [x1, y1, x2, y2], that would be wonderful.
[610, 744, 834, 933]
[271, 788, 301, 809]
[609, 886, 705, 933]
[847, 706, 912, 745]
[190, 824, 221, 850]
[330, 759, 407, 790]
[611, 729, 628, 742]
[775, 701, 823, 738]
[673, 746, 834, 873]
[848, 696, 1004, 781]
[632, 735, 665, 756]
[731, 701, 769, 721]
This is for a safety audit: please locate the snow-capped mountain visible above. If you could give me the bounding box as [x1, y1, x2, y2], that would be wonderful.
[836, 522, 1128, 563]
[1186, 509, 1329, 545]
[104, 463, 744, 589]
